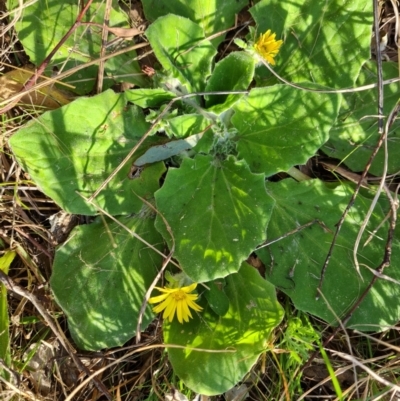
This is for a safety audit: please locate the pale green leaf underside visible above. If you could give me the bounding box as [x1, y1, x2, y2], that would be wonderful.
[10, 90, 165, 215]
[155, 155, 275, 282]
[165, 263, 284, 395]
[251, 0, 372, 88]
[257, 179, 400, 331]
[232, 86, 341, 176]
[134, 133, 205, 166]
[50, 211, 163, 350]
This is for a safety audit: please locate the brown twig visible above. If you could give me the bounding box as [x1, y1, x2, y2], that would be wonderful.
[257, 219, 331, 250]
[96, 0, 112, 94]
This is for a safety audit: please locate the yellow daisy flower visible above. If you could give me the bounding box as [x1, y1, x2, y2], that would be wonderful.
[149, 282, 203, 324]
[254, 29, 283, 65]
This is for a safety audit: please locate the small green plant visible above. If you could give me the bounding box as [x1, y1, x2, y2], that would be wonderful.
[7, 0, 400, 395]
[0, 251, 16, 380]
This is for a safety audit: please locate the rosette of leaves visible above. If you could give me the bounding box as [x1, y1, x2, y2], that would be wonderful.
[9, 0, 396, 396]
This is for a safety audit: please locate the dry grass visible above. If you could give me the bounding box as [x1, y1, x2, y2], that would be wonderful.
[1, 0, 400, 400]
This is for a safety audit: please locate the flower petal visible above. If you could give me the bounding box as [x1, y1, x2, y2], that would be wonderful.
[186, 297, 203, 312]
[176, 300, 184, 324]
[149, 293, 169, 304]
[163, 296, 177, 322]
[152, 298, 170, 314]
[181, 283, 198, 293]
[149, 282, 202, 323]
[181, 300, 192, 322]
[254, 29, 283, 65]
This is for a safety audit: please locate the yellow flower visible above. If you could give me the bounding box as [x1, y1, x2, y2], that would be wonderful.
[254, 30, 283, 65]
[149, 283, 203, 324]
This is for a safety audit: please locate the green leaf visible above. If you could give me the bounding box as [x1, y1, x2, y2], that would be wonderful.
[165, 263, 284, 395]
[142, 0, 248, 46]
[250, 0, 372, 88]
[257, 179, 400, 331]
[125, 89, 176, 108]
[50, 210, 163, 350]
[7, 0, 147, 94]
[323, 61, 400, 175]
[232, 86, 341, 176]
[165, 114, 210, 139]
[204, 280, 229, 316]
[0, 251, 16, 379]
[155, 155, 275, 282]
[205, 52, 255, 114]
[145, 15, 217, 92]
[10, 90, 165, 215]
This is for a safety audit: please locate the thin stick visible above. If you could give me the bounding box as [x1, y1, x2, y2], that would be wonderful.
[259, 56, 394, 95]
[330, 350, 400, 392]
[256, 219, 331, 250]
[134, 194, 175, 343]
[96, 0, 112, 94]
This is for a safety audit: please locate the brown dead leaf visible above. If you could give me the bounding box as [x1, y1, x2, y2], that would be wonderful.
[0, 66, 73, 110]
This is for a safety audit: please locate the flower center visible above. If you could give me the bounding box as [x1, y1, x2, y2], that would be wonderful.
[172, 290, 186, 301]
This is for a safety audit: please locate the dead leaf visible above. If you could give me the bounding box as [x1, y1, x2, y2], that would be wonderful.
[0, 66, 73, 110]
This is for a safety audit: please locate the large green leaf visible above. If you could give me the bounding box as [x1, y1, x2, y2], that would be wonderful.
[165, 263, 284, 395]
[142, 0, 248, 46]
[205, 52, 255, 114]
[50, 210, 163, 350]
[250, 0, 372, 88]
[257, 179, 400, 331]
[7, 0, 148, 94]
[323, 62, 400, 175]
[145, 15, 217, 92]
[9, 90, 165, 215]
[155, 155, 275, 282]
[232, 86, 341, 176]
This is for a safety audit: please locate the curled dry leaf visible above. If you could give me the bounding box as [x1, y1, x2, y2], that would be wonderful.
[0, 66, 73, 110]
